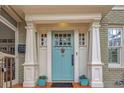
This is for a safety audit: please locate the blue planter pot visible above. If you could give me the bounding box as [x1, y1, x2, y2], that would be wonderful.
[38, 79, 46, 86]
[80, 79, 89, 86]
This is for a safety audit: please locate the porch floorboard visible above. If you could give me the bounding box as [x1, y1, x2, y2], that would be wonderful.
[12, 82, 91, 88]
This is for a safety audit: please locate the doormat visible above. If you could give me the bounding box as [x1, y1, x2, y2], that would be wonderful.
[51, 83, 73, 88]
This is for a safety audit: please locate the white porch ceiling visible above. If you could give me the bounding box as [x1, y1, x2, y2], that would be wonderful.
[12, 5, 113, 23]
[14, 5, 113, 15]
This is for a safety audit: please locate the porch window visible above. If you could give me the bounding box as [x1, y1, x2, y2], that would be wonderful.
[108, 28, 122, 64]
[40, 34, 47, 47]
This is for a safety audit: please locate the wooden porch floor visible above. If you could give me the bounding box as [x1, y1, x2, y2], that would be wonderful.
[12, 83, 91, 88]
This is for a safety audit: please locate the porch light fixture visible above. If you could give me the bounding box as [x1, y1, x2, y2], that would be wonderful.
[58, 22, 69, 28]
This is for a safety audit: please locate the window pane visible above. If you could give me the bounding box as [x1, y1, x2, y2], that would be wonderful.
[79, 33, 86, 46]
[41, 34, 47, 46]
[108, 48, 120, 63]
[108, 28, 122, 47]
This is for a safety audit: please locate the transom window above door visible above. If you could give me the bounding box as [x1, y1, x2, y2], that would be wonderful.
[53, 32, 72, 47]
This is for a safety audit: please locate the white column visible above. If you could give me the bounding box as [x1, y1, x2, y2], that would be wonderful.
[89, 21, 104, 88]
[23, 22, 38, 87]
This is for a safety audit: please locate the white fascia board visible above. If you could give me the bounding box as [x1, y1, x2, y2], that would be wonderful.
[0, 15, 17, 32]
[25, 13, 102, 23]
[112, 6, 124, 10]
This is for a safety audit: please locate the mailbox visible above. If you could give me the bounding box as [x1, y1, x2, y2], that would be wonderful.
[18, 44, 26, 53]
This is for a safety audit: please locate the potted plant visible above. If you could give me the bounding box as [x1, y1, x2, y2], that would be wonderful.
[37, 76, 47, 86]
[79, 75, 89, 86]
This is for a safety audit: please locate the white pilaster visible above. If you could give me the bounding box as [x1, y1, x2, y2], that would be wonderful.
[89, 21, 104, 88]
[23, 22, 38, 87]
[47, 31, 52, 82]
[74, 30, 79, 82]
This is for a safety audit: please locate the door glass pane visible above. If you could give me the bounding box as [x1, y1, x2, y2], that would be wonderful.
[53, 32, 72, 47]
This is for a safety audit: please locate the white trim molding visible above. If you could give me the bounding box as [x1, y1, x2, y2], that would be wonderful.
[25, 13, 102, 23]
[0, 15, 17, 31]
[47, 31, 52, 82]
[112, 5, 124, 10]
[74, 30, 79, 82]
[1, 5, 22, 22]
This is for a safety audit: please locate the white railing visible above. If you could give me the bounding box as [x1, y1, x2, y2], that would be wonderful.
[0, 52, 15, 88]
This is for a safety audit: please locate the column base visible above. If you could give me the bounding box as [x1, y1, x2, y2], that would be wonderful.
[91, 81, 104, 88]
[23, 81, 36, 87]
[23, 63, 38, 87]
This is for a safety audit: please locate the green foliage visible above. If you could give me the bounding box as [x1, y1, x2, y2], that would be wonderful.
[79, 75, 87, 79]
[38, 76, 47, 80]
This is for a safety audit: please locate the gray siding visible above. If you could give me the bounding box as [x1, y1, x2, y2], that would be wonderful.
[18, 21, 26, 84]
[100, 10, 124, 88]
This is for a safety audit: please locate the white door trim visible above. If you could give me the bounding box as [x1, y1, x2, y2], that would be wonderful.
[74, 30, 79, 82]
[47, 29, 79, 82]
[47, 31, 52, 82]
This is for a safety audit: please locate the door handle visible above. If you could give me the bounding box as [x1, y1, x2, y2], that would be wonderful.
[72, 54, 74, 66]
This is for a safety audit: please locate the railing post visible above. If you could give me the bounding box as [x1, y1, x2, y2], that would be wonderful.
[10, 58, 13, 88]
[2, 58, 4, 88]
[0, 58, 2, 87]
[0, 52, 15, 88]
[5, 57, 8, 88]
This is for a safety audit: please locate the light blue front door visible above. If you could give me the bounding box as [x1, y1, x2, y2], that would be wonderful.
[52, 31, 74, 81]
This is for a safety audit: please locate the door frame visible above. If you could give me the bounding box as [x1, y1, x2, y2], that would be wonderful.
[47, 29, 79, 82]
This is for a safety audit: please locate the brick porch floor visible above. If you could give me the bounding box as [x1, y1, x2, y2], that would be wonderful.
[12, 83, 91, 88]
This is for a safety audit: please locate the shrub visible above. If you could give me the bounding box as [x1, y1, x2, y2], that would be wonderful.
[39, 76, 47, 80]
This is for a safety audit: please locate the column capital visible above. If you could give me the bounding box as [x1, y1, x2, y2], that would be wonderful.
[91, 21, 101, 28]
[25, 21, 36, 32]
[89, 21, 100, 31]
[25, 21, 34, 29]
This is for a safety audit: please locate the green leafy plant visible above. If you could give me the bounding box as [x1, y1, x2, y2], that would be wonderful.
[39, 76, 47, 80]
[79, 75, 89, 86]
[79, 75, 87, 79]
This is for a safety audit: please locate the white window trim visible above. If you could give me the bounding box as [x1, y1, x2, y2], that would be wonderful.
[108, 27, 123, 68]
